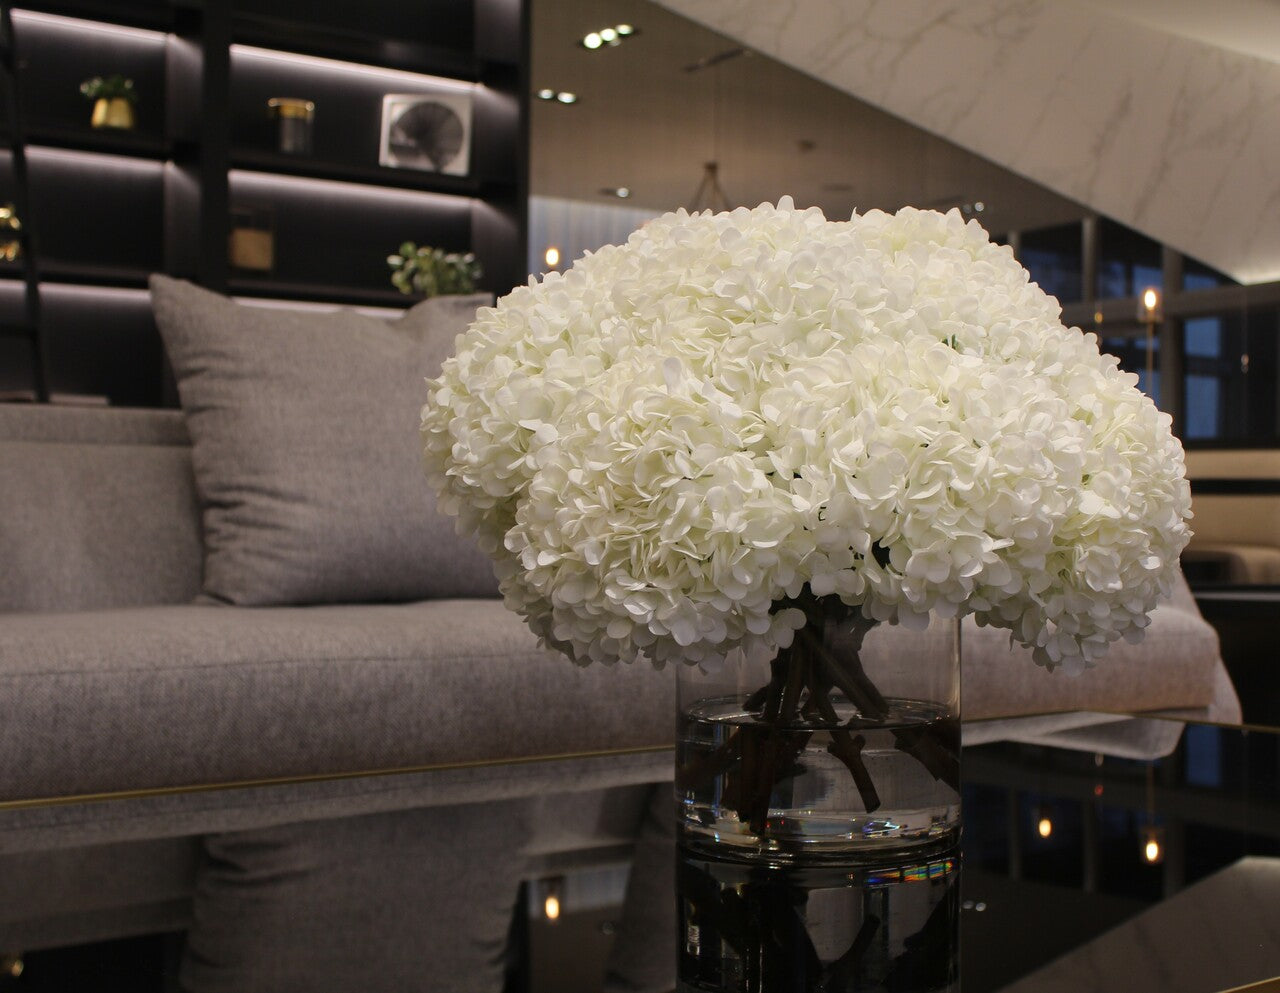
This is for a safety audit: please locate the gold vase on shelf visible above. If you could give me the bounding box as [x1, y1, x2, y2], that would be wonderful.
[90, 96, 135, 130]
[0, 204, 21, 262]
[80, 74, 136, 130]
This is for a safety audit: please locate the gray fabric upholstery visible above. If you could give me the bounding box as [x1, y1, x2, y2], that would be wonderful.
[0, 404, 189, 445]
[0, 440, 203, 612]
[959, 573, 1227, 721]
[149, 275, 496, 605]
[853, 570, 1230, 722]
[0, 600, 675, 801]
[181, 802, 528, 993]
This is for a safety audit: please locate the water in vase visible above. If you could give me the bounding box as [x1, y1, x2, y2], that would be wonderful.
[677, 694, 961, 858]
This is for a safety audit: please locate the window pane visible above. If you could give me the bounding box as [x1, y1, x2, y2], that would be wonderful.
[1020, 223, 1082, 304]
[1183, 256, 1235, 292]
[1185, 317, 1221, 359]
[1096, 219, 1162, 300]
[1185, 374, 1220, 439]
[1181, 305, 1279, 442]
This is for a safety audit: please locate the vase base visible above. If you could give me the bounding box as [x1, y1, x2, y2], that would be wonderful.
[677, 824, 961, 867]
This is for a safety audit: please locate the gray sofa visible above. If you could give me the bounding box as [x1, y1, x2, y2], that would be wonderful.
[0, 398, 680, 992]
[0, 280, 1240, 992]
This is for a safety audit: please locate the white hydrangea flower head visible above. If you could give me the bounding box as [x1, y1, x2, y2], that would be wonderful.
[420, 199, 1192, 674]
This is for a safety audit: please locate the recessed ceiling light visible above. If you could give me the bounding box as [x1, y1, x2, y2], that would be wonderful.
[556, 91, 577, 104]
[537, 88, 555, 100]
[599, 186, 631, 199]
[581, 24, 640, 50]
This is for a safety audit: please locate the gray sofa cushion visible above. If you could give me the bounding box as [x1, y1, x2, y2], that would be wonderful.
[0, 440, 203, 612]
[0, 599, 676, 801]
[150, 275, 496, 605]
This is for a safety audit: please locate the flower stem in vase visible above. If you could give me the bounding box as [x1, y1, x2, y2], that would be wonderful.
[676, 592, 961, 858]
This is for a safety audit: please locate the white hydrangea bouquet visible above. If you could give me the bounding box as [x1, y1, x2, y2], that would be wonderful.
[421, 198, 1191, 680]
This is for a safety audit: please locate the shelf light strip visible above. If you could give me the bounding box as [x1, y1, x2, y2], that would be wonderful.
[0, 282, 150, 303]
[12, 9, 167, 44]
[232, 45, 478, 95]
[25, 146, 165, 177]
[230, 169, 476, 211]
[235, 296, 405, 317]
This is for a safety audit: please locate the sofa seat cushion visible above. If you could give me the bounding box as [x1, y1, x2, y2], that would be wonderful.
[0, 600, 675, 803]
[958, 575, 1230, 722]
[0, 580, 1228, 805]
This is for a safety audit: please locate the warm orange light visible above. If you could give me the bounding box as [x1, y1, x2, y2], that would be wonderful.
[1037, 817, 1053, 838]
[1142, 288, 1159, 312]
[544, 246, 561, 268]
[1143, 838, 1162, 863]
[544, 894, 561, 920]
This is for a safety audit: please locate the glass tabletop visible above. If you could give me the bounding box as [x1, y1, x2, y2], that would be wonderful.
[521, 713, 1280, 993]
[5, 714, 1279, 992]
[956, 715, 1280, 993]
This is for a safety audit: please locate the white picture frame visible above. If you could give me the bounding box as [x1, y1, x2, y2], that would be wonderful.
[378, 90, 473, 176]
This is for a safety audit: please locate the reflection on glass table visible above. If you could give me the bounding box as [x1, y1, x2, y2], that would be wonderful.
[960, 716, 1280, 993]
[4, 715, 1278, 993]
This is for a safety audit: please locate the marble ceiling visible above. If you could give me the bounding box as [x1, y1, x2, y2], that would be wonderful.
[654, 0, 1280, 284]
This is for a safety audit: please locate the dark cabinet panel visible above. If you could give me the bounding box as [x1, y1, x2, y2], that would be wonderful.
[0, 1, 527, 406]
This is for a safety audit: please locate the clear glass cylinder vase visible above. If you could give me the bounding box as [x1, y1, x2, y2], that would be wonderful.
[674, 599, 962, 992]
[675, 600, 961, 862]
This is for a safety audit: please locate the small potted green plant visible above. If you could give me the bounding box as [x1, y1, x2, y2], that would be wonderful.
[387, 243, 481, 297]
[80, 75, 137, 130]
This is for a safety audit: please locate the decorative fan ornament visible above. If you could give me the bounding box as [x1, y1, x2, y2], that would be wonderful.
[379, 92, 472, 175]
[389, 101, 464, 171]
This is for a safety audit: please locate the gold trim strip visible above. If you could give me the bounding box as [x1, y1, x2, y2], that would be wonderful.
[0, 744, 675, 811]
[1217, 978, 1280, 993]
[7, 711, 1275, 812]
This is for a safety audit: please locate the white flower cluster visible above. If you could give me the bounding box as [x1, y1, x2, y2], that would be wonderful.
[421, 199, 1191, 673]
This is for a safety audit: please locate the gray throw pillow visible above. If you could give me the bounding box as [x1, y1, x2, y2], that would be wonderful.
[150, 275, 497, 605]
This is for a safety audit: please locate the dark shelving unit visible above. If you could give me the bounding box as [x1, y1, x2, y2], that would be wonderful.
[0, 0, 528, 405]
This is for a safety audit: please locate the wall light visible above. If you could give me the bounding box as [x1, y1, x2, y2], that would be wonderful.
[1139, 287, 1162, 321]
